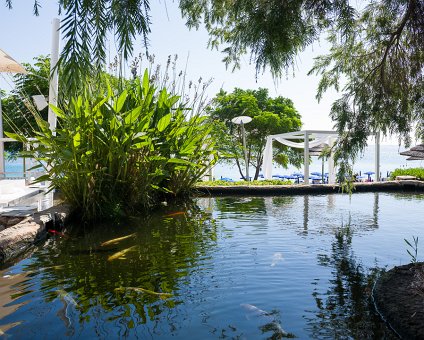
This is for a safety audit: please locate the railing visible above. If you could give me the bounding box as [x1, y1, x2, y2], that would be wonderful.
[0, 137, 45, 182]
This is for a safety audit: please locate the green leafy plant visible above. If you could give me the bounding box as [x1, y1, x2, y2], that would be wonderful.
[404, 236, 419, 263]
[391, 168, 424, 181]
[198, 179, 293, 186]
[9, 69, 216, 221]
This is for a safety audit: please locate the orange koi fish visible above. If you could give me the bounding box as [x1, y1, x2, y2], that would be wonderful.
[164, 211, 186, 218]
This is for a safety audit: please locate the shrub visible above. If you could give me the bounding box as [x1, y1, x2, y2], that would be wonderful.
[197, 179, 293, 186]
[10, 71, 216, 221]
[390, 167, 424, 180]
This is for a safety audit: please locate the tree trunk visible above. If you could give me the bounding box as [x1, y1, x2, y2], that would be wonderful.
[235, 158, 245, 180]
[253, 153, 263, 181]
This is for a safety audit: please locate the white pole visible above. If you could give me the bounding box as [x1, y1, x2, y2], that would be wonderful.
[0, 97, 4, 178]
[375, 131, 380, 181]
[304, 131, 309, 184]
[48, 18, 60, 135]
[241, 121, 249, 181]
[328, 137, 336, 184]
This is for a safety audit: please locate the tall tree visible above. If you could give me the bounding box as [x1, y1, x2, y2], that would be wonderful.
[309, 1, 423, 164]
[180, 0, 423, 160]
[6, 1, 422, 155]
[209, 88, 303, 180]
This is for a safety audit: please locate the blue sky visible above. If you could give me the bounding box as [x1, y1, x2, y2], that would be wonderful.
[0, 1, 397, 143]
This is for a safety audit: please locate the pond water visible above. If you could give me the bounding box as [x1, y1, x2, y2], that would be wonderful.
[1, 192, 423, 339]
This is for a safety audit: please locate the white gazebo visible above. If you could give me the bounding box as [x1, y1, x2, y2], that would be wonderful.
[263, 130, 382, 184]
[263, 130, 338, 184]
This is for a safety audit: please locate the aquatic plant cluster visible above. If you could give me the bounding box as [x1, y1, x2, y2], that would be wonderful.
[9, 70, 216, 220]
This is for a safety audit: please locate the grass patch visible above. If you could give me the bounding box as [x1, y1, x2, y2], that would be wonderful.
[390, 167, 424, 180]
[197, 179, 293, 186]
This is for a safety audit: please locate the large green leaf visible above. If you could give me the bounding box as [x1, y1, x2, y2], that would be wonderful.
[157, 113, 171, 132]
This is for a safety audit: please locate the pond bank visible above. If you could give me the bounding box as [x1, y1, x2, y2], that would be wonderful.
[0, 204, 71, 266]
[194, 180, 424, 195]
[373, 262, 424, 339]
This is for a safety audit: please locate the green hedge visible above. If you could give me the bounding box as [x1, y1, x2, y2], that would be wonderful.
[390, 167, 424, 180]
[197, 179, 293, 186]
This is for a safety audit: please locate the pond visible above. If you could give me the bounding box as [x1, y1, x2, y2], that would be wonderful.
[1, 192, 423, 339]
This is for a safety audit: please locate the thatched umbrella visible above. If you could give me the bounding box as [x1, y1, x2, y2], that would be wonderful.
[410, 144, 424, 152]
[400, 147, 424, 160]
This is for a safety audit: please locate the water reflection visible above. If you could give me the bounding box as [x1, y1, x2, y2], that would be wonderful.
[372, 192, 379, 228]
[0, 193, 422, 338]
[214, 197, 268, 215]
[303, 196, 309, 235]
[308, 222, 394, 338]
[0, 205, 218, 338]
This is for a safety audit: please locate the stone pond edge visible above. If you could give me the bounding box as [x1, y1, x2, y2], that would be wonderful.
[0, 204, 71, 266]
[193, 179, 424, 195]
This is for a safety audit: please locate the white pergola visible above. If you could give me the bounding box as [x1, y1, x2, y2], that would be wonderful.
[262, 130, 381, 184]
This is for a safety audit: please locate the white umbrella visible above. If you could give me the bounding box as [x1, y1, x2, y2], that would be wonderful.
[0, 49, 27, 73]
[0, 48, 27, 177]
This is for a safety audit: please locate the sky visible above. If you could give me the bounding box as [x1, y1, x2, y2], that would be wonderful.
[0, 1, 398, 144]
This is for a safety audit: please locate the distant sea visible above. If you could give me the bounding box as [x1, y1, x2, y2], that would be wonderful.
[212, 145, 423, 181]
[3, 145, 423, 181]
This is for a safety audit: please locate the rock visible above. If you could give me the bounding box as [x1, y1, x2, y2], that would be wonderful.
[6, 217, 25, 227]
[373, 262, 424, 339]
[0, 204, 71, 265]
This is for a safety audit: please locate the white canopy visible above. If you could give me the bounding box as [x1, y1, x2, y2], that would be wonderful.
[263, 130, 339, 184]
[263, 130, 382, 184]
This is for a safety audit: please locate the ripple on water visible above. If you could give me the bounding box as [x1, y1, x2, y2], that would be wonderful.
[0, 192, 422, 338]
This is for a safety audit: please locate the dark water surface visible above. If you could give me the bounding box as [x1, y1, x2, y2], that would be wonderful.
[1, 193, 423, 339]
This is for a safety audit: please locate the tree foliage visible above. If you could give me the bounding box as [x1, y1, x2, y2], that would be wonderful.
[1, 55, 50, 154]
[208, 88, 302, 180]
[6, 0, 422, 159]
[309, 0, 424, 164]
[5, 0, 151, 94]
[180, 0, 423, 162]
[179, 0, 356, 77]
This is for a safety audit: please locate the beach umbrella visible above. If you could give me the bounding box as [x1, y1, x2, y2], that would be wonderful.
[291, 172, 304, 177]
[311, 172, 322, 176]
[364, 171, 375, 181]
[400, 149, 424, 160]
[410, 144, 424, 152]
[406, 156, 424, 161]
[0, 49, 27, 177]
[309, 175, 322, 182]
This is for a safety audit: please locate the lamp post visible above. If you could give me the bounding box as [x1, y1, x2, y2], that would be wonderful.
[231, 116, 252, 181]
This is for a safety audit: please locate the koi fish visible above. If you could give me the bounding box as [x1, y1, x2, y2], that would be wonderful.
[271, 252, 284, 267]
[164, 211, 186, 218]
[241, 304, 294, 338]
[114, 286, 172, 299]
[107, 246, 138, 261]
[100, 233, 137, 247]
[48, 229, 68, 238]
[56, 289, 78, 329]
